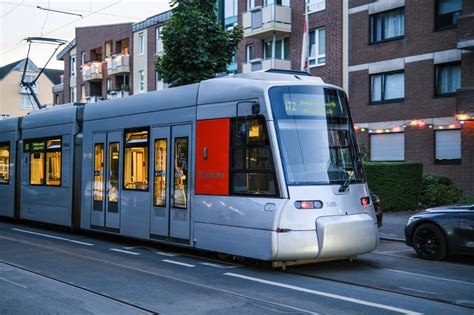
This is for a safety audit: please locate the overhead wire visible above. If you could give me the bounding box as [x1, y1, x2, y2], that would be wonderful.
[40, 0, 50, 36]
[0, 0, 24, 18]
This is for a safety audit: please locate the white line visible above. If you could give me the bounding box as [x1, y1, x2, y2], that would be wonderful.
[12, 228, 94, 246]
[154, 250, 178, 257]
[200, 262, 238, 269]
[0, 276, 28, 289]
[123, 246, 178, 257]
[384, 268, 474, 286]
[399, 287, 436, 295]
[162, 259, 195, 268]
[225, 273, 421, 315]
[110, 248, 140, 256]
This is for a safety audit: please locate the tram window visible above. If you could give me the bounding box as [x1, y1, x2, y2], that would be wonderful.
[28, 138, 62, 186]
[108, 143, 120, 212]
[93, 144, 104, 202]
[154, 139, 167, 207]
[173, 137, 188, 209]
[230, 117, 278, 196]
[124, 129, 149, 190]
[0, 143, 10, 184]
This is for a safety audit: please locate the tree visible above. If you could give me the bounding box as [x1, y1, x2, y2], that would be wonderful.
[155, 0, 243, 87]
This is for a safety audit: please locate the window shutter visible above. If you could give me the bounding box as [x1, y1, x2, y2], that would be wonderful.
[435, 130, 461, 160]
[370, 133, 405, 161]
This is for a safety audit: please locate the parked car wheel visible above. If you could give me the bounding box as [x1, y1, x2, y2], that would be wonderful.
[412, 223, 447, 261]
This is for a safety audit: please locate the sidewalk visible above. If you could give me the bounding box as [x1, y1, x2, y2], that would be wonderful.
[379, 211, 418, 242]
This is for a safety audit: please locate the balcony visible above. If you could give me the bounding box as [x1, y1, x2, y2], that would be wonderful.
[456, 88, 474, 121]
[52, 83, 64, 94]
[242, 4, 291, 39]
[242, 58, 292, 73]
[457, 13, 474, 51]
[82, 61, 103, 82]
[107, 89, 129, 100]
[106, 54, 130, 76]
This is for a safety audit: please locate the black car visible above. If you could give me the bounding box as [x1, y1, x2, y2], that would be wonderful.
[405, 205, 474, 260]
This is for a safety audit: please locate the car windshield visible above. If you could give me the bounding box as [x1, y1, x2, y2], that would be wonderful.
[269, 85, 365, 185]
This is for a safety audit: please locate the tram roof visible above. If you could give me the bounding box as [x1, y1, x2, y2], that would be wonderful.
[22, 104, 81, 130]
[0, 116, 19, 133]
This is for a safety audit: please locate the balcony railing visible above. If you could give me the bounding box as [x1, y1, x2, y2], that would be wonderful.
[106, 54, 130, 75]
[457, 13, 474, 51]
[456, 88, 474, 120]
[82, 61, 103, 82]
[107, 89, 129, 99]
[242, 4, 291, 39]
[52, 83, 64, 94]
[242, 58, 292, 73]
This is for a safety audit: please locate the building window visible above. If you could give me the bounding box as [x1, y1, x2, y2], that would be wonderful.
[309, 27, 325, 67]
[20, 94, 33, 110]
[435, 63, 461, 96]
[70, 56, 76, 77]
[153, 139, 167, 207]
[80, 84, 86, 102]
[139, 70, 145, 92]
[370, 133, 404, 161]
[265, 0, 290, 6]
[247, 0, 255, 10]
[124, 129, 149, 191]
[230, 117, 277, 196]
[225, 0, 237, 17]
[370, 71, 405, 103]
[70, 87, 77, 102]
[435, 129, 461, 161]
[81, 51, 85, 65]
[436, 0, 462, 30]
[156, 72, 165, 91]
[139, 32, 145, 55]
[106, 78, 112, 91]
[246, 44, 255, 62]
[0, 143, 9, 184]
[155, 26, 164, 54]
[26, 138, 62, 186]
[308, 0, 325, 13]
[264, 38, 290, 60]
[370, 8, 405, 43]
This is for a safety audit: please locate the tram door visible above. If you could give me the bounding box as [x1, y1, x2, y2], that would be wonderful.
[150, 124, 192, 242]
[91, 132, 121, 230]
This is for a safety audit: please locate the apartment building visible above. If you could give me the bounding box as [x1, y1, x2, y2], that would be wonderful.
[0, 58, 62, 117]
[56, 23, 133, 103]
[132, 11, 172, 93]
[236, 0, 347, 88]
[348, 0, 474, 196]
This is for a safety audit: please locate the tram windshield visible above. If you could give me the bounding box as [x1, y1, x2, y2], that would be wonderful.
[269, 85, 365, 185]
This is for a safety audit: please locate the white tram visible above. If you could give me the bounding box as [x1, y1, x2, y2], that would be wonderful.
[0, 71, 378, 267]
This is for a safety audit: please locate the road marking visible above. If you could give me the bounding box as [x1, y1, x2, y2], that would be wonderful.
[162, 259, 195, 268]
[154, 250, 178, 257]
[374, 249, 413, 254]
[11, 228, 94, 246]
[225, 273, 421, 315]
[384, 268, 474, 286]
[200, 262, 238, 269]
[110, 248, 140, 256]
[123, 246, 178, 257]
[0, 276, 28, 289]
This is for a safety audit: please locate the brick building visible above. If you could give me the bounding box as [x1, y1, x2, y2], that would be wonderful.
[348, 0, 474, 196]
[56, 23, 133, 103]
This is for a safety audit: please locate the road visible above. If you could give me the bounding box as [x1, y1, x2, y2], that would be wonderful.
[0, 219, 473, 314]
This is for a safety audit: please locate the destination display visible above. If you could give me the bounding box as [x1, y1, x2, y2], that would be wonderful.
[283, 93, 344, 117]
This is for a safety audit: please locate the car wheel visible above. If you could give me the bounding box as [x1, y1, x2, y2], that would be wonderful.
[412, 223, 447, 261]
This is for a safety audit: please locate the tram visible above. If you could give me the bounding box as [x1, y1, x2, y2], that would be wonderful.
[0, 71, 379, 267]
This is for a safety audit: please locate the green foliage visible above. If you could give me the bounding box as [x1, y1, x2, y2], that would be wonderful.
[364, 162, 423, 211]
[420, 174, 462, 208]
[459, 196, 474, 205]
[155, 0, 243, 87]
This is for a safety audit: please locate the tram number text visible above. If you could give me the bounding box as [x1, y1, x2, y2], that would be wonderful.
[325, 201, 337, 208]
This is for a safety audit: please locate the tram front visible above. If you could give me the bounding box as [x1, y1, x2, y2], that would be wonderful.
[268, 85, 379, 264]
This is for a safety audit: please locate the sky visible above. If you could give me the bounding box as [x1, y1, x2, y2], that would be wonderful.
[0, 0, 171, 69]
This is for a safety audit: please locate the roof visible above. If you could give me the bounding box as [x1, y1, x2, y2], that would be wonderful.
[133, 10, 172, 32]
[0, 58, 39, 80]
[43, 68, 63, 85]
[56, 39, 76, 61]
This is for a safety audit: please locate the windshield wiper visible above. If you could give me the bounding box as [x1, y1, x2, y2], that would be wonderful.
[339, 171, 354, 192]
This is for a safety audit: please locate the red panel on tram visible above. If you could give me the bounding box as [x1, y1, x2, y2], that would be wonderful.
[195, 118, 230, 195]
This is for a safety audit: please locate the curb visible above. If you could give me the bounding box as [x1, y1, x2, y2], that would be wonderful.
[380, 236, 406, 243]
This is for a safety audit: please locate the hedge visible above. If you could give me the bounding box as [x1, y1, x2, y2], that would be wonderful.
[364, 162, 423, 212]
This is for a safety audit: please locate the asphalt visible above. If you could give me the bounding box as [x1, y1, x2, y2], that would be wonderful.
[378, 211, 417, 241]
